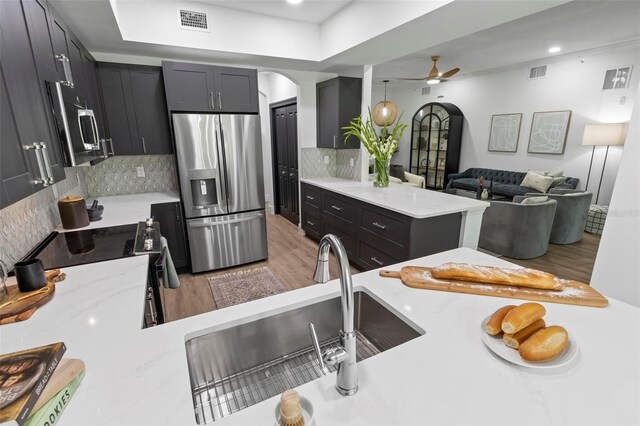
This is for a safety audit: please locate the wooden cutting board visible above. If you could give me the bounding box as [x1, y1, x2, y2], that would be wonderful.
[0, 270, 60, 324]
[379, 266, 608, 308]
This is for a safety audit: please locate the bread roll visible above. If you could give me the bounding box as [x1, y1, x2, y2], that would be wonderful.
[501, 302, 546, 334]
[519, 326, 568, 362]
[484, 305, 516, 335]
[431, 263, 561, 290]
[503, 318, 546, 349]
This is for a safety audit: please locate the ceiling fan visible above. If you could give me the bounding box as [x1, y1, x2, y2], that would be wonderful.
[401, 56, 460, 85]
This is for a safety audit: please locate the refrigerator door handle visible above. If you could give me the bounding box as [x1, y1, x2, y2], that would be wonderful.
[187, 212, 264, 228]
[214, 115, 230, 205]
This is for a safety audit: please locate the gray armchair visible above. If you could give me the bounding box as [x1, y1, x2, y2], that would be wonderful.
[479, 199, 557, 259]
[516, 192, 593, 244]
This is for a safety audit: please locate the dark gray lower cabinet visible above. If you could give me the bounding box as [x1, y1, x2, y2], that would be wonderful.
[151, 202, 189, 270]
[301, 183, 462, 271]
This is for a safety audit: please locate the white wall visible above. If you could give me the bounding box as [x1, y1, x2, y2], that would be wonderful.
[378, 44, 639, 205]
[268, 73, 297, 103]
[590, 85, 640, 306]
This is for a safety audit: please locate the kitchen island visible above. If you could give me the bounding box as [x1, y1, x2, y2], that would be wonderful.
[301, 178, 488, 253]
[1, 248, 638, 425]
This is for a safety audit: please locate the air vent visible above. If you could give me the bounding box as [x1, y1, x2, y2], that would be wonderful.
[422, 86, 431, 96]
[179, 9, 209, 32]
[528, 65, 547, 80]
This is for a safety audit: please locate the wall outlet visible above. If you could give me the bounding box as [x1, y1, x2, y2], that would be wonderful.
[349, 158, 354, 167]
[323, 155, 329, 165]
[136, 166, 145, 178]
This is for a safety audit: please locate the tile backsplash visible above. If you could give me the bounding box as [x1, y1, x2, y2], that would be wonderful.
[85, 155, 177, 196]
[301, 148, 363, 181]
[0, 167, 87, 269]
[336, 149, 362, 180]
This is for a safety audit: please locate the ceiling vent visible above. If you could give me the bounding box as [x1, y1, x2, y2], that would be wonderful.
[422, 86, 431, 96]
[178, 9, 209, 32]
[528, 65, 547, 80]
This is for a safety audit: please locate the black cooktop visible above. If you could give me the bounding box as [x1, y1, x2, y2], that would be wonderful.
[25, 224, 138, 270]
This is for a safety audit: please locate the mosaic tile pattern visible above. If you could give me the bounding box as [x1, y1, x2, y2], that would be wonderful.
[336, 149, 363, 181]
[0, 167, 87, 269]
[301, 148, 336, 178]
[85, 155, 177, 196]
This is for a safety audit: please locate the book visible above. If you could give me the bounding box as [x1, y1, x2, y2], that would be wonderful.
[24, 370, 85, 426]
[30, 360, 85, 414]
[0, 343, 66, 425]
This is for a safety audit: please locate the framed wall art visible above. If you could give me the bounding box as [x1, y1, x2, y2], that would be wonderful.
[488, 113, 522, 152]
[527, 110, 572, 155]
[602, 65, 633, 91]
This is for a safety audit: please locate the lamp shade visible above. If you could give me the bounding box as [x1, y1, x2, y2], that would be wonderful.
[582, 123, 628, 146]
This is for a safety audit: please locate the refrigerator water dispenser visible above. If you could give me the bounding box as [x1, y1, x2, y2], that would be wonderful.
[190, 178, 218, 207]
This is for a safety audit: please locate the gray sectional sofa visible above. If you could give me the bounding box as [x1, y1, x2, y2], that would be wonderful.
[446, 168, 579, 198]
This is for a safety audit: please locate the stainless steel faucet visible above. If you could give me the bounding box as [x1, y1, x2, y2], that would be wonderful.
[311, 234, 358, 396]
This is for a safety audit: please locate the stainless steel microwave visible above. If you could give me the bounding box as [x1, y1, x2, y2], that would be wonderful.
[47, 81, 112, 166]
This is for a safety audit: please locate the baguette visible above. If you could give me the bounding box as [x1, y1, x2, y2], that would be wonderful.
[431, 263, 561, 290]
[484, 305, 516, 335]
[503, 318, 546, 349]
[519, 326, 568, 362]
[501, 302, 546, 334]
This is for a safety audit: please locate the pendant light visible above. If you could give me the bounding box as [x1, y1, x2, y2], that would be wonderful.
[373, 80, 398, 127]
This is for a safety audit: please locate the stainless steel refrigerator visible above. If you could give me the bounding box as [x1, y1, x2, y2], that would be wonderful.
[173, 113, 267, 273]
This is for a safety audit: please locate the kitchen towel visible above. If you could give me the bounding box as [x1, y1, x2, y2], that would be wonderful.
[160, 237, 180, 289]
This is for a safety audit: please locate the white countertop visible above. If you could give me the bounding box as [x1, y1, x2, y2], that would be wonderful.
[54, 191, 180, 232]
[1, 248, 638, 425]
[301, 178, 489, 218]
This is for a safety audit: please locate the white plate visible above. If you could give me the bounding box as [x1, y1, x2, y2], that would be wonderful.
[480, 316, 578, 369]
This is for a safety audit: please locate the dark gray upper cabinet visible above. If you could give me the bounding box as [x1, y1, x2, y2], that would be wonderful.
[22, 0, 59, 82]
[98, 62, 172, 155]
[162, 61, 215, 112]
[316, 77, 362, 149]
[82, 51, 108, 143]
[162, 61, 258, 113]
[129, 66, 172, 154]
[213, 66, 259, 113]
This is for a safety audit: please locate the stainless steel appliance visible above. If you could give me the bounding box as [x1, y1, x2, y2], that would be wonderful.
[173, 113, 267, 272]
[46, 81, 112, 166]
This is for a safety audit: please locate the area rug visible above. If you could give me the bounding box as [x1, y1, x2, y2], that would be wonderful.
[207, 267, 287, 309]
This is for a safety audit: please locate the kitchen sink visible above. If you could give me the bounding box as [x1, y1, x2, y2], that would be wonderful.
[184, 289, 424, 424]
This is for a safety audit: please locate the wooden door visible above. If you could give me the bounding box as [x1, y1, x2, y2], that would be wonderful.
[272, 101, 298, 225]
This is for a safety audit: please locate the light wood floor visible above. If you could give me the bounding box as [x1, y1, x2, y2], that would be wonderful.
[159, 214, 359, 323]
[505, 232, 601, 284]
[160, 215, 601, 323]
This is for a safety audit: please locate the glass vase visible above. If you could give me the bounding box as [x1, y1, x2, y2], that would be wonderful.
[373, 157, 390, 188]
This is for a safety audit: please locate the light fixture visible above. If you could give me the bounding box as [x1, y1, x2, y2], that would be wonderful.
[287, 0, 303, 4]
[548, 46, 561, 53]
[582, 122, 628, 204]
[426, 78, 440, 85]
[372, 80, 398, 126]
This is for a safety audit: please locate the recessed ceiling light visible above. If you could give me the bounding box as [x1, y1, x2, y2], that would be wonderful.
[287, 0, 303, 4]
[548, 46, 561, 53]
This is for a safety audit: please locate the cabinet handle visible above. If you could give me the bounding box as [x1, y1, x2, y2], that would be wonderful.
[333, 135, 337, 148]
[108, 138, 115, 155]
[23, 143, 50, 186]
[289, 172, 294, 177]
[210, 91, 215, 110]
[141, 137, 147, 154]
[372, 222, 387, 230]
[281, 170, 287, 175]
[306, 195, 315, 200]
[331, 205, 343, 211]
[39, 143, 55, 185]
[306, 220, 315, 226]
[370, 257, 384, 266]
[217, 92, 222, 110]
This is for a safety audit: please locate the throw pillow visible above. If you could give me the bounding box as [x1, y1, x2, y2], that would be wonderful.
[389, 165, 408, 182]
[521, 171, 554, 193]
[521, 196, 549, 205]
[550, 176, 567, 187]
[534, 170, 564, 177]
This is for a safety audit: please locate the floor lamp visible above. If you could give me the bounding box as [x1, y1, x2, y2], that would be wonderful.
[582, 123, 628, 204]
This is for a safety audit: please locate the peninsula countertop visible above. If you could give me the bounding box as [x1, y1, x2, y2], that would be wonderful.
[54, 191, 180, 233]
[301, 177, 489, 218]
[1, 248, 638, 425]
